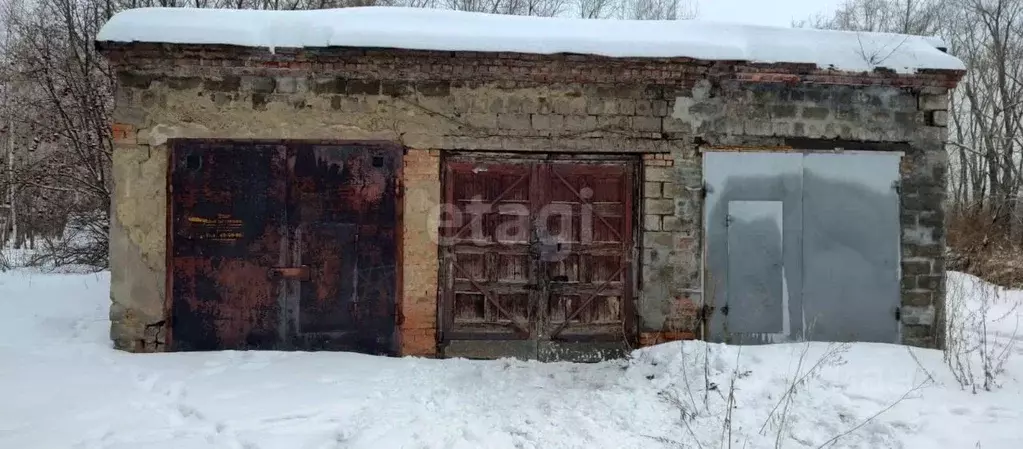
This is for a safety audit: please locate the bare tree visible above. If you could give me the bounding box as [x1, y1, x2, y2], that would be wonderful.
[800, 0, 1023, 284]
[575, 0, 614, 18]
[795, 0, 943, 35]
[443, 0, 569, 16]
[0, 0, 115, 265]
[620, 0, 696, 20]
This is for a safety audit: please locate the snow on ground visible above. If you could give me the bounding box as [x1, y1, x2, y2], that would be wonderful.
[95, 7, 964, 74]
[1, 269, 1021, 449]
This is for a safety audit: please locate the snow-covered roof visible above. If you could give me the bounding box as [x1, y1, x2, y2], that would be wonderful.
[96, 7, 965, 75]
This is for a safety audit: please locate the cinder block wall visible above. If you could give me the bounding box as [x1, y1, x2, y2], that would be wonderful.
[100, 43, 961, 353]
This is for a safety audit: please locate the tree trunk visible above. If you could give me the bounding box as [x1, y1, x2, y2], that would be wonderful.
[5, 117, 16, 250]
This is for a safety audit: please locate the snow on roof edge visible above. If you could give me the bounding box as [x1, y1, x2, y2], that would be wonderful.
[96, 7, 966, 75]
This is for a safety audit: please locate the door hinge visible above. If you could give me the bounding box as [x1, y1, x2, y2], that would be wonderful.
[700, 304, 714, 321]
[891, 180, 901, 194]
[725, 214, 734, 227]
[894, 306, 901, 321]
[721, 304, 730, 316]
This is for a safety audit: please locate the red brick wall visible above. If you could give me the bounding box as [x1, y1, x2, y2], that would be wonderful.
[99, 43, 964, 89]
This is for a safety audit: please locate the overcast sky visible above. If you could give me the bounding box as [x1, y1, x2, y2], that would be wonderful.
[695, 0, 846, 27]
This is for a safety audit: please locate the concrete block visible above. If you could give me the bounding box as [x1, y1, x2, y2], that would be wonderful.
[275, 76, 304, 94]
[644, 182, 662, 198]
[801, 106, 829, 120]
[643, 231, 674, 249]
[901, 305, 936, 326]
[661, 182, 679, 198]
[645, 198, 675, 215]
[903, 225, 936, 245]
[635, 100, 654, 116]
[531, 113, 552, 131]
[565, 115, 598, 131]
[552, 96, 587, 115]
[633, 116, 663, 133]
[902, 259, 933, 276]
[918, 94, 948, 111]
[917, 275, 943, 290]
[644, 215, 662, 231]
[903, 290, 933, 307]
[497, 113, 531, 130]
[644, 166, 673, 182]
[661, 216, 681, 231]
[652, 100, 669, 117]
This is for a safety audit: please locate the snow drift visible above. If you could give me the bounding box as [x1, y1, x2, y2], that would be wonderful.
[0, 270, 1019, 448]
[95, 7, 965, 74]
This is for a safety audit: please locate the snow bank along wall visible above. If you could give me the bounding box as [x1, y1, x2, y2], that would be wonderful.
[97, 36, 964, 359]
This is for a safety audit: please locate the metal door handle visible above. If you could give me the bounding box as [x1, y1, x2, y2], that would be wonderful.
[268, 265, 311, 281]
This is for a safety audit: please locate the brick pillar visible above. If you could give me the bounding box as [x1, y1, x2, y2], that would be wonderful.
[399, 149, 441, 356]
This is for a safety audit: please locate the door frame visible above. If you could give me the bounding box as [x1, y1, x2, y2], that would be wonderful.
[437, 151, 642, 360]
[163, 138, 405, 352]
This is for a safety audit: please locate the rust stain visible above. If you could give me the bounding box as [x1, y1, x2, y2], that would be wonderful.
[111, 123, 136, 144]
[170, 140, 401, 354]
[638, 331, 697, 346]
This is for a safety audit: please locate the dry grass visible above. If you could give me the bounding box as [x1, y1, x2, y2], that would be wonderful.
[947, 204, 1023, 288]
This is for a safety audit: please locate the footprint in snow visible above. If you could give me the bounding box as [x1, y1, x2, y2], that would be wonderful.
[201, 363, 229, 376]
[72, 427, 114, 449]
[239, 360, 272, 371]
[889, 420, 917, 432]
[176, 403, 206, 421]
[950, 406, 971, 416]
[163, 381, 187, 400]
[135, 372, 160, 392]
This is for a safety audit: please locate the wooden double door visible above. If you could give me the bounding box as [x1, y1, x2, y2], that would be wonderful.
[440, 155, 636, 361]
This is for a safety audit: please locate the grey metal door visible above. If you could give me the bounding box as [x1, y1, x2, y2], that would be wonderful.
[704, 152, 803, 344]
[704, 151, 901, 344]
[801, 153, 901, 342]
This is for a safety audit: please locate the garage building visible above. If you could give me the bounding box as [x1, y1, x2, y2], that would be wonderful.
[96, 7, 965, 361]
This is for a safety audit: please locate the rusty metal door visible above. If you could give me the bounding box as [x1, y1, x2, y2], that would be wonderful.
[288, 143, 401, 352]
[440, 156, 635, 361]
[170, 140, 400, 354]
[170, 141, 287, 351]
